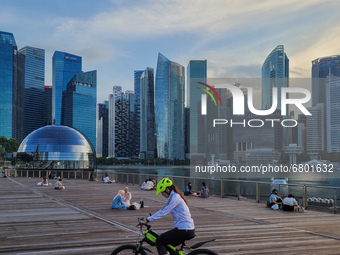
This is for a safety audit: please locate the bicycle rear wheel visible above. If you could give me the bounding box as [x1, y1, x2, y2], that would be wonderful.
[111, 244, 147, 255]
[188, 248, 218, 255]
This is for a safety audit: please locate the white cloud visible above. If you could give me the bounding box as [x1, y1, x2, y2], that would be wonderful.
[290, 22, 340, 78]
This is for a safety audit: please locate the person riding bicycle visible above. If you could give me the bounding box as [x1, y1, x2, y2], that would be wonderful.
[141, 177, 195, 255]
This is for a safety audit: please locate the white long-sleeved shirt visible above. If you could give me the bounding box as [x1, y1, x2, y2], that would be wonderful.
[147, 191, 195, 230]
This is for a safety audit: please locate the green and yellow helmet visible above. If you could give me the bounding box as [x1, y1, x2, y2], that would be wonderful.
[156, 177, 173, 195]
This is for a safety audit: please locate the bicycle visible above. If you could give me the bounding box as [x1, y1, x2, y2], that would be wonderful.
[111, 218, 218, 255]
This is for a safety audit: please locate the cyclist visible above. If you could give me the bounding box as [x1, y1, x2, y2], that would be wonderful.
[141, 177, 195, 255]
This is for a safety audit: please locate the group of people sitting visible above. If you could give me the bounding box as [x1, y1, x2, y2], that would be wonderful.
[37, 176, 65, 190]
[112, 186, 144, 210]
[269, 189, 302, 212]
[140, 178, 156, 190]
[184, 182, 209, 198]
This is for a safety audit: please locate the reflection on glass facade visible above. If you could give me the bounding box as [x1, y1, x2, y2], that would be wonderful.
[52, 51, 82, 125]
[17, 125, 95, 170]
[140, 67, 156, 159]
[63, 70, 97, 150]
[19, 46, 45, 137]
[262, 45, 289, 111]
[312, 55, 340, 107]
[155, 53, 185, 160]
[0, 31, 24, 142]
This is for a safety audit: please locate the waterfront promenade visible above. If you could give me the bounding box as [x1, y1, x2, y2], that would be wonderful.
[1, 177, 340, 255]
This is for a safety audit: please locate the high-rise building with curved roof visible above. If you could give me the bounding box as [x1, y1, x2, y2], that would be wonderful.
[261, 45, 289, 111]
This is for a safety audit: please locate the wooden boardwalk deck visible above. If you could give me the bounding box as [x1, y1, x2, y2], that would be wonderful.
[1, 177, 340, 255]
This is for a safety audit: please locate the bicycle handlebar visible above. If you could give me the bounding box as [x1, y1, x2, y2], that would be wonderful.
[137, 217, 151, 229]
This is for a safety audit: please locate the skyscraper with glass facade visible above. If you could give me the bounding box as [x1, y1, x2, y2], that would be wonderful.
[97, 101, 109, 157]
[108, 86, 122, 157]
[52, 51, 82, 125]
[262, 45, 289, 111]
[19, 46, 45, 137]
[140, 67, 156, 159]
[44, 85, 52, 125]
[108, 87, 136, 158]
[312, 55, 340, 107]
[155, 53, 185, 160]
[187, 60, 207, 155]
[0, 31, 24, 142]
[62, 70, 97, 149]
[306, 103, 325, 159]
[134, 70, 144, 158]
[326, 74, 340, 152]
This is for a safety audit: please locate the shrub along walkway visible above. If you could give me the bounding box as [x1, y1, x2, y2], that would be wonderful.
[1, 177, 340, 254]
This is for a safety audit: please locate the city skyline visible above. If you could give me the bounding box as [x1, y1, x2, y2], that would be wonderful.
[3, 0, 340, 103]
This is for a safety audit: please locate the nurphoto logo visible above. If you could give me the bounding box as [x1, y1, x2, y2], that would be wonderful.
[199, 83, 312, 128]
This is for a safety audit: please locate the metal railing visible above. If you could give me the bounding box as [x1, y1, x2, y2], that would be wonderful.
[6, 169, 340, 214]
[7, 169, 92, 180]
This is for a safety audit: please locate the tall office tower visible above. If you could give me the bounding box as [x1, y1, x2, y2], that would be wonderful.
[19, 46, 45, 137]
[134, 70, 144, 158]
[113, 85, 122, 99]
[312, 55, 340, 107]
[96, 101, 108, 157]
[155, 53, 185, 160]
[108, 94, 115, 157]
[109, 89, 135, 158]
[185, 107, 190, 158]
[108, 86, 122, 157]
[187, 60, 207, 156]
[306, 103, 325, 159]
[262, 45, 289, 111]
[140, 67, 156, 159]
[326, 74, 340, 152]
[125, 90, 136, 158]
[52, 51, 82, 125]
[44, 85, 52, 125]
[197, 87, 232, 163]
[62, 70, 97, 149]
[0, 31, 24, 142]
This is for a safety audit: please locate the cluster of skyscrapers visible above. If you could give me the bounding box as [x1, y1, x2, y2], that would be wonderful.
[2, 29, 340, 163]
[0, 31, 97, 151]
[97, 53, 187, 160]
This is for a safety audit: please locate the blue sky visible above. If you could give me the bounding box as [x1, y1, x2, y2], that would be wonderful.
[2, 0, 340, 103]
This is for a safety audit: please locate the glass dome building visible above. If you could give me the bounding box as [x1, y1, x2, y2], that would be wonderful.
[17, 125, 95, 170]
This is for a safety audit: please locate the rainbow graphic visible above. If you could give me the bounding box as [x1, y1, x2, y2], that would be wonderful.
[198, 82, 222, 106]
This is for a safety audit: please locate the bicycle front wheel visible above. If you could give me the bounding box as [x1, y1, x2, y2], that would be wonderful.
[188, 248, 218, 255]
[111, 244, 148, 255]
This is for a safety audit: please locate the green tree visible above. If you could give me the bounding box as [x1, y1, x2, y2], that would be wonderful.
[8, 138, 19, 152]
[0, 136, 19, 153]
[0, 145, 6, 160]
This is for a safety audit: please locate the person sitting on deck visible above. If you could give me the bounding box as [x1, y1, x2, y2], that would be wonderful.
[283, 194, 300, 212]
[184, 182, 194, 196]
[112, 190, 127, 209]
[199, 182, 209, 198]
[144, 178, 155, 190]
[140, 179, 148, 190]
[54, 179, 65, 190]
[103, 175, 114, 183]
[123, 187, 132, 206]
[37, 176, 49, 186]
[269, 189, 282, 208]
